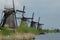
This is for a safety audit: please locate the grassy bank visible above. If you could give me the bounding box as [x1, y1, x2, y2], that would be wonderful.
[0, 20, 57, 35]
[0, 27, 57, 36]
[38, 29, 56, 34]
[43, 29, 56, 33]
[0, 27, 36, 40]
[0, 27, 39, 36]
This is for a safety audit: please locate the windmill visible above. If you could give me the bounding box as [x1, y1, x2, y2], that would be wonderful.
[25, 12, 37, 28]
[0, 0, 21, 28]
[16, 6, 33, 27]
[30, 12, 37, 28]
[37, 17, 44, 30]
[0, 8, 15, 28]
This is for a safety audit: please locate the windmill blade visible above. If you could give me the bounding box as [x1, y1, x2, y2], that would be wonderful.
[4, 7, 13, 9]
[0, 16, 7, 27]
[16, 6, 26, 18]
[31, 12, 34, 21]
[0, 17, 4, 26]
[40, 23, 44, 25]
[16, 10, 25, 13]
[23, 6, 25, 12]
[22, 6, 25, 17]
[38, 22, 44, 25]
[32, 12, 34, 19]
[12, 0, 16, 13]
[12, 0, 15, 12]
[16, 6, 25, 13]
[16, 17, 22, 19]
[12, 0, 17, 27]
[25, 18, 32, 19]
[38, 17, 40, 23]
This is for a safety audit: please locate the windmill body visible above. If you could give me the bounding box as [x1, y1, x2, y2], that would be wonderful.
[0, 8, 16, 28]
[30, 21, 37, 28]
[37, 17, 44, 30]
[37, 23, 44, 30]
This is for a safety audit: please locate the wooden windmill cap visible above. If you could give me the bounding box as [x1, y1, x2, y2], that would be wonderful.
[4, 8, 13, 15]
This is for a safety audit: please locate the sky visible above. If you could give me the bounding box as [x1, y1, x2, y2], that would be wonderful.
[0, 0, 60, 29]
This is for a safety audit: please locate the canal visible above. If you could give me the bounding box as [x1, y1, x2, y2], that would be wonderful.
[35, 33, 60, 40]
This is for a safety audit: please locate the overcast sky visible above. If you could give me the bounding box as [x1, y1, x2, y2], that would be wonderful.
[0, 0, 60, 29]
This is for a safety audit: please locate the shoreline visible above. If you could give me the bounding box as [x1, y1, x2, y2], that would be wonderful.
[0, 33, 35, 40]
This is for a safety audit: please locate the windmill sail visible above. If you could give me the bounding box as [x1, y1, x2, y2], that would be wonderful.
[0, 16, 6, 27]
[31, 12, 34, 21]
[12, 0, 17, 27]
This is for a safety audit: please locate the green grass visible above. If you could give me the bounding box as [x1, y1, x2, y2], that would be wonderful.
[1, 29, 15, 36]
[17, 26, 39, 34]
[0, 27, 56, 36]
[38, 29, 56, 33]
[17, 21, 40, 34]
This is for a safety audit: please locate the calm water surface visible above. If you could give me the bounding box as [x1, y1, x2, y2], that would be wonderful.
[35, 33, 60, 40]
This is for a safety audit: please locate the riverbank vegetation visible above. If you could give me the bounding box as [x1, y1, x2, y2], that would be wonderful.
[0, 23, 57, 36]
[0, 27, 57, 36]
[38, 29, 56, 34]
[0, 26, 39, 36]
[0, 25, 57, 40]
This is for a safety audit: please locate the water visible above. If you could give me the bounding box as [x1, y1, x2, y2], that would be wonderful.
[35, 33, 60, 40]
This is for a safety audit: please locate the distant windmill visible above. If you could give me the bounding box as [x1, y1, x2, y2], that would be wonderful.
[30, 12, 37, 28]
[16, 6, 33, 27]
[37, 17, 44, 30]
[16, 6, 26, 21]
